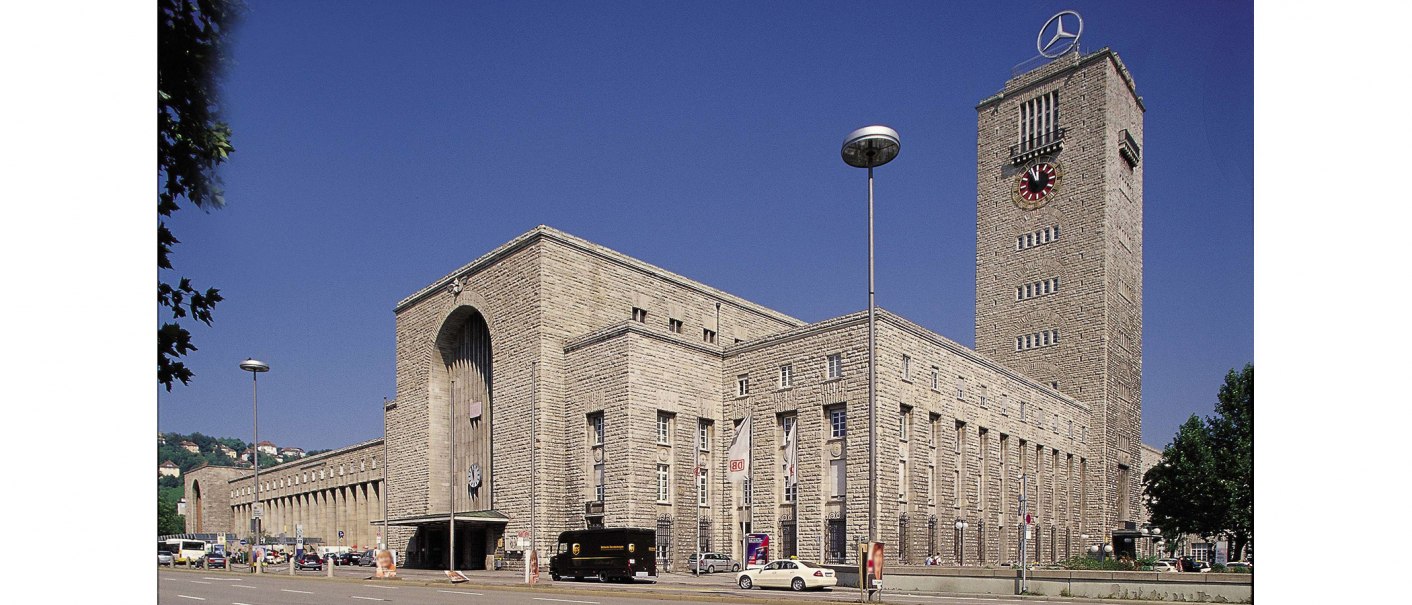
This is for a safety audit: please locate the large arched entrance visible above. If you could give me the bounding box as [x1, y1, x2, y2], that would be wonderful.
[407, 306, 504, 569]
[191, 480, 204, 532]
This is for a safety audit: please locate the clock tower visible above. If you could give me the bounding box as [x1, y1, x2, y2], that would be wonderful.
[974, 47, 1145, 539]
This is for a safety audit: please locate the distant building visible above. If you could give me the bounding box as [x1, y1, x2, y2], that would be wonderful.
[279, 447, 305, 460]
[257, 441, 278, 457]
[216, 444, 238, 459]
[159, 460, 181, 478]
[179, 440, 200, 454]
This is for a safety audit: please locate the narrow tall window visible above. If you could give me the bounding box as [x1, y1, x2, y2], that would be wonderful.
[827, 353, 843, 379]
[698, 419, 711, 451]
[657, 464, 670, 502]
[830, 408, 847, 439]
[737, 374, 750, 397]
[657, 411, 671, 445]
[956, 376, 966, 400]
[899, 406, 911, 441]
[632, 307, 647, 323]
[830, 459, 847, 498]
[779, 364, 793, 388]
[668, 318, 683, 333]
[931, 367, 939, 390]
[902, 354, 912, 381]
[697, 468, 709, 506]
[594, 461, 605, 501]
[590, 412, 604, 446]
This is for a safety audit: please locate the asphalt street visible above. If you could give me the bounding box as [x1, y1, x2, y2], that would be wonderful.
[157, 565, 1152, 605]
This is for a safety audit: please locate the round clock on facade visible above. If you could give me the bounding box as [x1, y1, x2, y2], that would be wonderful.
[1013, 161, 1062, 210]
[467, 463, 483, 489]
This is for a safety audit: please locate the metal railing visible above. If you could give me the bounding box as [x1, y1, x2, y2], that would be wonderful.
[1010, 128, 1066, 162]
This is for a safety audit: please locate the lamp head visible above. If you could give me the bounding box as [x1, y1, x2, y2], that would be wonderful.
[841, 125, 900, 168]
[240, 358, 270, 373]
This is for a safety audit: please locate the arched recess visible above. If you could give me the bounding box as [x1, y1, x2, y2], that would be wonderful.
[191, 480, 204, 533]
[429, 304, 494, 514]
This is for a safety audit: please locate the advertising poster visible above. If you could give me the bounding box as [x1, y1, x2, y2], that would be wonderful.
[745, 533, 770, 568]
[865, 542, 885, 588]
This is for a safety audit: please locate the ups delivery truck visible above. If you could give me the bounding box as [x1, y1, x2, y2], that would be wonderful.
[549, 528, 656, 582]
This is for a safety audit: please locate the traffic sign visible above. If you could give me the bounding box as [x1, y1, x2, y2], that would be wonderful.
[253, 504, 264, 519]
[339, 530, 345, 539]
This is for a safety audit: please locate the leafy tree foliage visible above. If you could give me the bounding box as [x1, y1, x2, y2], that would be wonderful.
[158, 492, 186, 535]
[1208, 364, 1254, 559]
[158, 0, 244, 390]
[1143, 364, 1255, 561]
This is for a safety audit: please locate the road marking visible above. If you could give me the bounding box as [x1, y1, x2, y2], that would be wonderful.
[351, 597, 386, 601]
[281, 589, 314, 594]
[438, 590, 485, 596]
[190, 581, 212, 584]
[202, 577, 241, 581]
[533, 599, 600, 605]
[234, 602, 255, 605]
[362, 584, 397, 589]
[177, 596, 206, 601]
[232, 585, 256, 589]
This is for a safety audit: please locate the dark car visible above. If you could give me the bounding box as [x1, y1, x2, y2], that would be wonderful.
[335, 552, 354, 566]
[1178, 557, 1211, 572]
[295, 552, 324, 571]
[344, 551, 362, 566]
[200, 553, 228, 569]
[359, 550, 377, 566]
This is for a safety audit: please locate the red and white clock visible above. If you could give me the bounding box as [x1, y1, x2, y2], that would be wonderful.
[1013, 161, 1062, 210]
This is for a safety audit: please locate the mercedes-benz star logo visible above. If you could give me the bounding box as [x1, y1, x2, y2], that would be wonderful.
[1037, 11, 1083, 59]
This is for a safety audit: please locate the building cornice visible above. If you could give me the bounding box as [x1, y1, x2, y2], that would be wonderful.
[395, 225, 805, 329]
[976, 48, 1144, 113]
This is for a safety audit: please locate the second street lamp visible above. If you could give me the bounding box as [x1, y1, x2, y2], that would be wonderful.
[240, 358, 270, 572]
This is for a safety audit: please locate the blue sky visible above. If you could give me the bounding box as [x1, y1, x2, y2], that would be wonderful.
[155, 1, 1253, 452]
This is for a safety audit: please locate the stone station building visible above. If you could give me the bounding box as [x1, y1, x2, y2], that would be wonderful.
[188, 46, 1152, 571]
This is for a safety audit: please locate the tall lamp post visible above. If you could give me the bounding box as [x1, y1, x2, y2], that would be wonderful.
[240, 358, 270, 572]
[840, 125, 900, 562]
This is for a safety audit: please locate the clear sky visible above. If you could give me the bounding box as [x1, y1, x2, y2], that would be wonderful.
[155, 1, 1254, 452]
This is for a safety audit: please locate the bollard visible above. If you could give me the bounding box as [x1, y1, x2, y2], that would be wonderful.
[290, 554, 295, 576]
[327, 555, 334, 577]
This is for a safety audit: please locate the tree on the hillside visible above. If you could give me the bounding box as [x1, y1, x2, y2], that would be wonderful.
[158, 493, 186, 535]
[158, 0, 244, 390]
[1208, 364, 1254, 559]
[1143, 415, 1227, 543]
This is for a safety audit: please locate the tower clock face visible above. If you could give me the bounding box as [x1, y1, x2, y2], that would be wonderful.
[1013, 161, 1062, 210]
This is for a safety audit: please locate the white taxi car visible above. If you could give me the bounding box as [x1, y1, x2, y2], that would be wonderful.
[736, 559, 837, 591]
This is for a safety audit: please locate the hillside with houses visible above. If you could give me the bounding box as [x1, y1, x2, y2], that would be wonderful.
[157, 432, 329, 534]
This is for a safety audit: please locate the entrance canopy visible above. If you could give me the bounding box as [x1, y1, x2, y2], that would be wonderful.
[385, 510, 510, 527]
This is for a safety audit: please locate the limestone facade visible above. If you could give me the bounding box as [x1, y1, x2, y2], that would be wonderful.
[189, 48, 1145, 570]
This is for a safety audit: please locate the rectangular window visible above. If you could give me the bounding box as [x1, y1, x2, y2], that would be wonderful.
[668, 318, 683, 333]
[830, 459, 847, 498]
[899, 406, 911, 441]
[703, 328, 717, 344]
[1017, 90, 1061, 153]
[779, 364, 793, 388]
[1019, 401, 1027, 422]
[737, 374, 750, 397]
[744, 476, 752, 506]
[829, 408, 847, 439]
[927, 464, 935, 505]
[594, 462, 605, 501]
[657, 464, 670, 502]
[956, 376, 966, 400]
[590, 412, 604, 446]
[632, 307, 647, 323]
[698, 419, 711, 451]
[929, 413, 938, 447]
[781, 415, 797, 503]
[657, 411, 671, 445]
[931, 367, 939, 390]
[902, 354, 912, 381]
[826, 353, 842, 379]
[697, 468, 709, 506]
[979, 385, 988, 408]
[898, 459, 908, 501]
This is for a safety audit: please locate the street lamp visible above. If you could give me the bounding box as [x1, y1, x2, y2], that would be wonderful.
[240, 358, 270, 571]
[954, 519, 969, 565]
[840, 125, 900, 556]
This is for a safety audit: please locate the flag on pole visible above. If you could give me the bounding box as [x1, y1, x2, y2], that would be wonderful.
[782, 418, 797, 487]
[727, 416, 751, 484]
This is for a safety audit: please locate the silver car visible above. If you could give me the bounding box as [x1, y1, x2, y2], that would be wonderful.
[158, 551, 174, 566]
[687, 552, 740, 573]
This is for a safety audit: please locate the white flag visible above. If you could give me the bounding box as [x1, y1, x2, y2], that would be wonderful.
[783, 418, 797, 487]
[727, 415, 751, 484]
